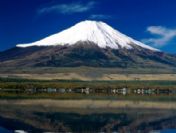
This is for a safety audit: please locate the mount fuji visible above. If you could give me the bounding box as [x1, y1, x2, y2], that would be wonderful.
[0, 20, 176, 68]
[17, 20, 157, 51]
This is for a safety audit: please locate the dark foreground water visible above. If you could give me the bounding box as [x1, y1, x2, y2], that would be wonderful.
[0, 127, 12, 133]
[0, 103, 176, 133]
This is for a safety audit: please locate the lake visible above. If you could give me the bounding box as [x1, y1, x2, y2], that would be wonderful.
[0, 100, 176, 133]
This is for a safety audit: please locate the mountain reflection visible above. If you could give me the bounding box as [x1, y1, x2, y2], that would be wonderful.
[0, 104, 176, 133]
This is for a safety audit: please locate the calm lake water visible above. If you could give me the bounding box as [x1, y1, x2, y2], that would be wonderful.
[0, 127, 12, 133]
[0, 102, 176, 133]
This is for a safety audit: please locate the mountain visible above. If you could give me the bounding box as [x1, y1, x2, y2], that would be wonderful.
[16, 20, 157, 51]
[0, 20, 176, 68]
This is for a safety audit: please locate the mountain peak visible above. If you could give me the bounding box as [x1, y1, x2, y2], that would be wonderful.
[74, 20, 104, 25]
[16, 20, 158, 51]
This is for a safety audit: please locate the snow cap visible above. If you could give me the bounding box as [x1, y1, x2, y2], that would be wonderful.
[17, 20, 158, 51]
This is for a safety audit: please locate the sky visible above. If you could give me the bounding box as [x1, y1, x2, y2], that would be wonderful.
[0, 0, 176, 53]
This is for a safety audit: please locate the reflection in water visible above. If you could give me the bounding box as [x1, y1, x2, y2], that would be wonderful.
[0, 127, 12, 133]
[161, 129, 176, 133]
[0, 101, 176, 133]
[0, 87, 175, 96]
[0, 103, 176, 133]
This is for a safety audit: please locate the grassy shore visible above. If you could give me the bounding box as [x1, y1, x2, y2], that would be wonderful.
[1, 73, 176, 81]
[1, 99, 176, 110]
[0, 78, 176, 101]
[0, 67, 176, 81]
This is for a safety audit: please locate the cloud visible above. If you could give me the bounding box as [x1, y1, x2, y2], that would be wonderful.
[89, 14, 111, 19]
[38, 1, 96, 15]
[142, 26, 176, 47]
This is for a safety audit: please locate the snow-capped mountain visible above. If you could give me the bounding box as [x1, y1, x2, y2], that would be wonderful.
[17, 20, 158, 51]
[0, 20, 176, 68]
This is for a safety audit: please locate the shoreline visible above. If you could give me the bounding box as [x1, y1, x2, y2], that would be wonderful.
[0, 99, 176, 110]
[1, 73, 176, 81]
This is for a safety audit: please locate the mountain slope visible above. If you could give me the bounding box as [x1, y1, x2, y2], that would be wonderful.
[0, 20, 176, 69]
[0, 42, 176, 68]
